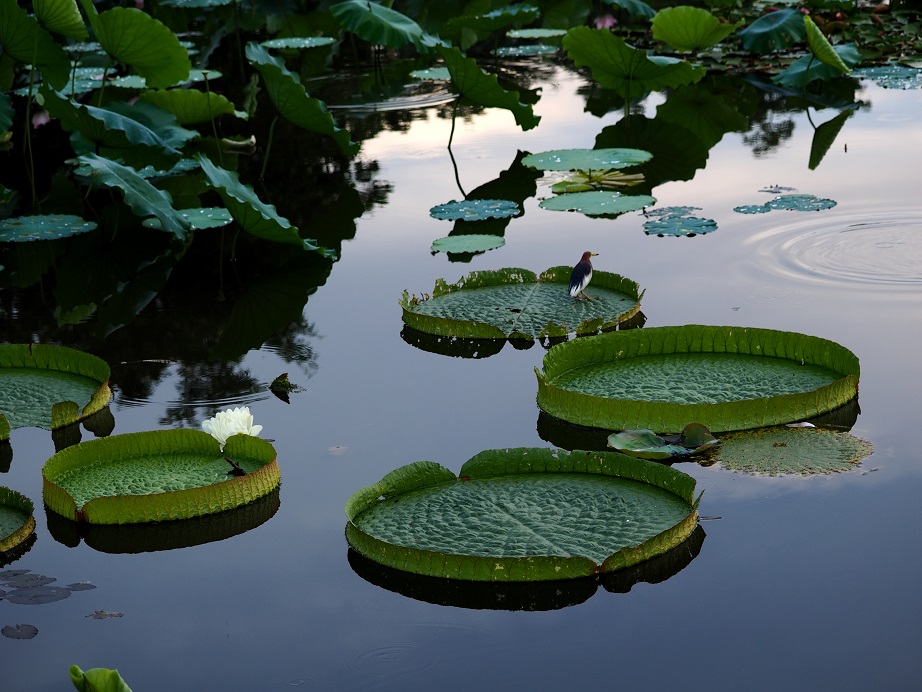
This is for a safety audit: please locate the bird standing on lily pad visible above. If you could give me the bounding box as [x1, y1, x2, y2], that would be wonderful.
[569, 251, 598, 300]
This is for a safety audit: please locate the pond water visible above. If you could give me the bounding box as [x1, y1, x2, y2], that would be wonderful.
[3, 59, 922, 690]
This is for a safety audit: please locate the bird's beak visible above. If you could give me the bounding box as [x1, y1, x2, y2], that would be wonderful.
[591, 253, 599, 256]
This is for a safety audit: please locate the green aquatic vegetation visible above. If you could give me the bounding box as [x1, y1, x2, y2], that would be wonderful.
[0, 486, 35, 552]
[651, 6, 741, 53]
[539, 190, 655, 217]
[608, 423, 720, 460]
[522, 148, 652, 171]
[429, 199, 520, 221]
[643, 211, 717, 237]
[716, 426, 872, 475]
[69, 665, 132, 692]
[0, 214, 97, 242]
[430, 234, 505, 254]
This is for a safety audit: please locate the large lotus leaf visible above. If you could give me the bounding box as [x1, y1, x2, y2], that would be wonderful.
[330, 0, 444, 52]
[401, 266, 644, 340]
[346, 447, 699, 581]
[651, 6, 739, 53]
[536, 325, 861, 433]
[0, 487, 35, 552]
[79, 1, 190, 89]
[0, 214, 97, 242]
[738, 8, 805, 53]
[608, 423, 719, 460]
[562, 27, 705, 99]
[34, 0, 88, 40]
[443, 5, 540, 49]
[539, 191, 655, 216]
[43, 429, 279, 524]
[522, 148, 652, 172]
[430, 199, 520, 221]
[196, 155, 334, 258]
[138, 89, 242, 126]
[437, 45, 541, 131]
[245, 42, 358, 156]
[40, 88, 182, 172]
[0, 0, 71, 89]
[602, 0, 656, 20]
[804, 15, 850, 74]
[716, 427, 872, 475]
[77, 154, 190, 241]
[772, 44, 861, 88]
[431, 234, 505, 254]
[69, 665, 133, 692]
[0, 344, 111, 434]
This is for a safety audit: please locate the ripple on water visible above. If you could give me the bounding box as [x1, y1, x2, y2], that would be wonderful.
[745, 211, 922, 289]
[351, 642, 444, 688]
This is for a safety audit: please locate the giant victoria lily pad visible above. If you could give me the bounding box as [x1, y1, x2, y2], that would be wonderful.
[345, 448, 701, 582]
[0, 344, 111, 440]
[0, 487, 35, 553]
[536, 325, 860, 433]
[401, 267, 644, 340]
[43, 430, 279, 524]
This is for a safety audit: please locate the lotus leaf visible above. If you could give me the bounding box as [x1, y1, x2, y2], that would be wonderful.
[522, 148, 652, 172]
[507, 29, 566, 40]
[69, 665, 133, 692]
[159, 0, 231, 7]
[854, 65, 922, 90]
[0, 215, 97, 242]
[643, 215, 717, 237]
[733, 204, 772, 214]
[804, 15, 850, 74]
[0, 344, 111, 436]
[716, 427, 872, 475]
[410, 67, 451, 80]
[444, 5, 540, 49]
[401, 267, 644, 340]
[0, 487, 35, 552]
[550, 170, 645, 194]
[260, 37, 336, 50]
[109, 69, 223, 90]
[772, 44, 861, 88]
[330, 0, 444, 52]
[138, 90, 243, 126]
[34, 0, 88, 41]
[539, 191, 655, 216]
[608, 423, 719, 460]
[496, 45, 558, 57]
[345, 447, 700, 581]
[43, 429, 280, 524]
[602, 0, 655, 20]
[766, 194, 837, 212]
[429, 199, 520, 221]
[0, 0, 71, 89]
[431, 235, 505, 254]
[142, 207, 232, 231]
[651, 6, 739, 53]
[738, 8, 805, 53]
[536, 325, 861, 433]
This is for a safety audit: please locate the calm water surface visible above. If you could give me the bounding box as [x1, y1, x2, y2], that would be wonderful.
[3, 63, 922, 690]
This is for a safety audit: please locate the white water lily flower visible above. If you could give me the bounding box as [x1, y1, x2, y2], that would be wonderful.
[201, 406, 263, 451]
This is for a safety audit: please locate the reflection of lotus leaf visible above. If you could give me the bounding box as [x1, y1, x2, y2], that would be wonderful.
[0, 215, 97, 242]
[643, 216, 717, 237]
[429, 199, 520, 221]
[537, 325, 860, 433]
[345, 447, 700, 581]
[401, 266, 644, 340]
[766, 194, 836, 212]
[540, 191, 655, 216]
[716, 427, 872, 475]
[0, 487, 35, 553]
[431, 234, 505, 254]
[43, 430, 279, 524]
[522, 148, 652, 171]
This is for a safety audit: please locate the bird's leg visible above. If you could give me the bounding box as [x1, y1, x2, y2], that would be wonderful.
[579, 291, 595, 300]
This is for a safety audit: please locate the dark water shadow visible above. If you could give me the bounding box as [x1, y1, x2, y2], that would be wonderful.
[0, 532, 37, 568]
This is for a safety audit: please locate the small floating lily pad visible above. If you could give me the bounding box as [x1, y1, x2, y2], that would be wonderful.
[536, 325, 860, 433]
[765, 194, 837, 212]
[0, 344, 111, 438]
[853, 65, 922, 90]
[42, 429, 279, 524]
[507, 29, 566, 40]
[540, 191, 655, 216]
[0, 488, 35, 553]
[0, 215, 97, 242]
[410, 67, 451, 80]
[401, 266, 644, 340]
[429, 199, 520, 221]
[643, 215, 717, 237]
[260, 37, 336, 50]
[608, 423, 719, 460]
[733, 204, 772, 214]
[522, 148, 652, 171]
[345, 447, 701, 581]
[715, 426, 872, 475]
[431, 234, 505, 254]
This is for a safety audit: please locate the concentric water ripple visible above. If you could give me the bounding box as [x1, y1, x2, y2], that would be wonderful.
[745, 211, 922, 288]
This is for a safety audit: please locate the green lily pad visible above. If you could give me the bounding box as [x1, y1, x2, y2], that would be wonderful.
[345, 447, 701, 581]
[643, 215, 717, 237]
[733, 204, 772, 214]
[854, 65, 922, 90]
[522, 148, 652, 172]
[716, 427, 872, 475]
[0, 344, 111, 437]
[260, 37, 336, 50]
[0, 214, 97, 242]
[142, 207, 232, 231]
[410, 67, 451, 80]
[43, 429, 280, 524]
[766, 194, 837, 212]
[401, 266, 644, 340]
[539, 191, 655, 217]
[608, 423, 719, 460]
[0, 487, 35, 553]
[431, 235, 505, 254]
[536, 325, 861, 433]
[496, 45, 558, 57]
[507, 29, 567, 40]
[430, 199, 520, 221]
[69, 665, 133, 692]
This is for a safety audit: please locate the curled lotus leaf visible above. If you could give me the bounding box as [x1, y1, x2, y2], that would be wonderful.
[42, 429, 280, 524]
[536, 325, 861, 433]
[345, 447, 701, 581]
[716, 426, 872, 476]
[401, 266, 644, 340]
[431, 234, 505, 254]
[522, 148, 652, 172]
[429, 199, 520, 221]
[0, 214, 97, 242]
[0, 487, 35, 553]
[539, 191, 655, 217]
[608, 423, 719, 460]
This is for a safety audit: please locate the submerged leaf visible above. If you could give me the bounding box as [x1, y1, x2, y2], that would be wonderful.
[716, 427, 872, 475]
[1, 624, 38, 639]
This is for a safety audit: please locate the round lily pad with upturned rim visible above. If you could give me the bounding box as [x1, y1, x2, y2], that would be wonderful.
[345, 447, 701, 582]
[401, 266, 644, 340]
[0, 344, 111, 438]
[0, 487, 35, 553]
[536, 325, 860, 433]
[42, 429, 279, 524]
[715, 426, 872, 475]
